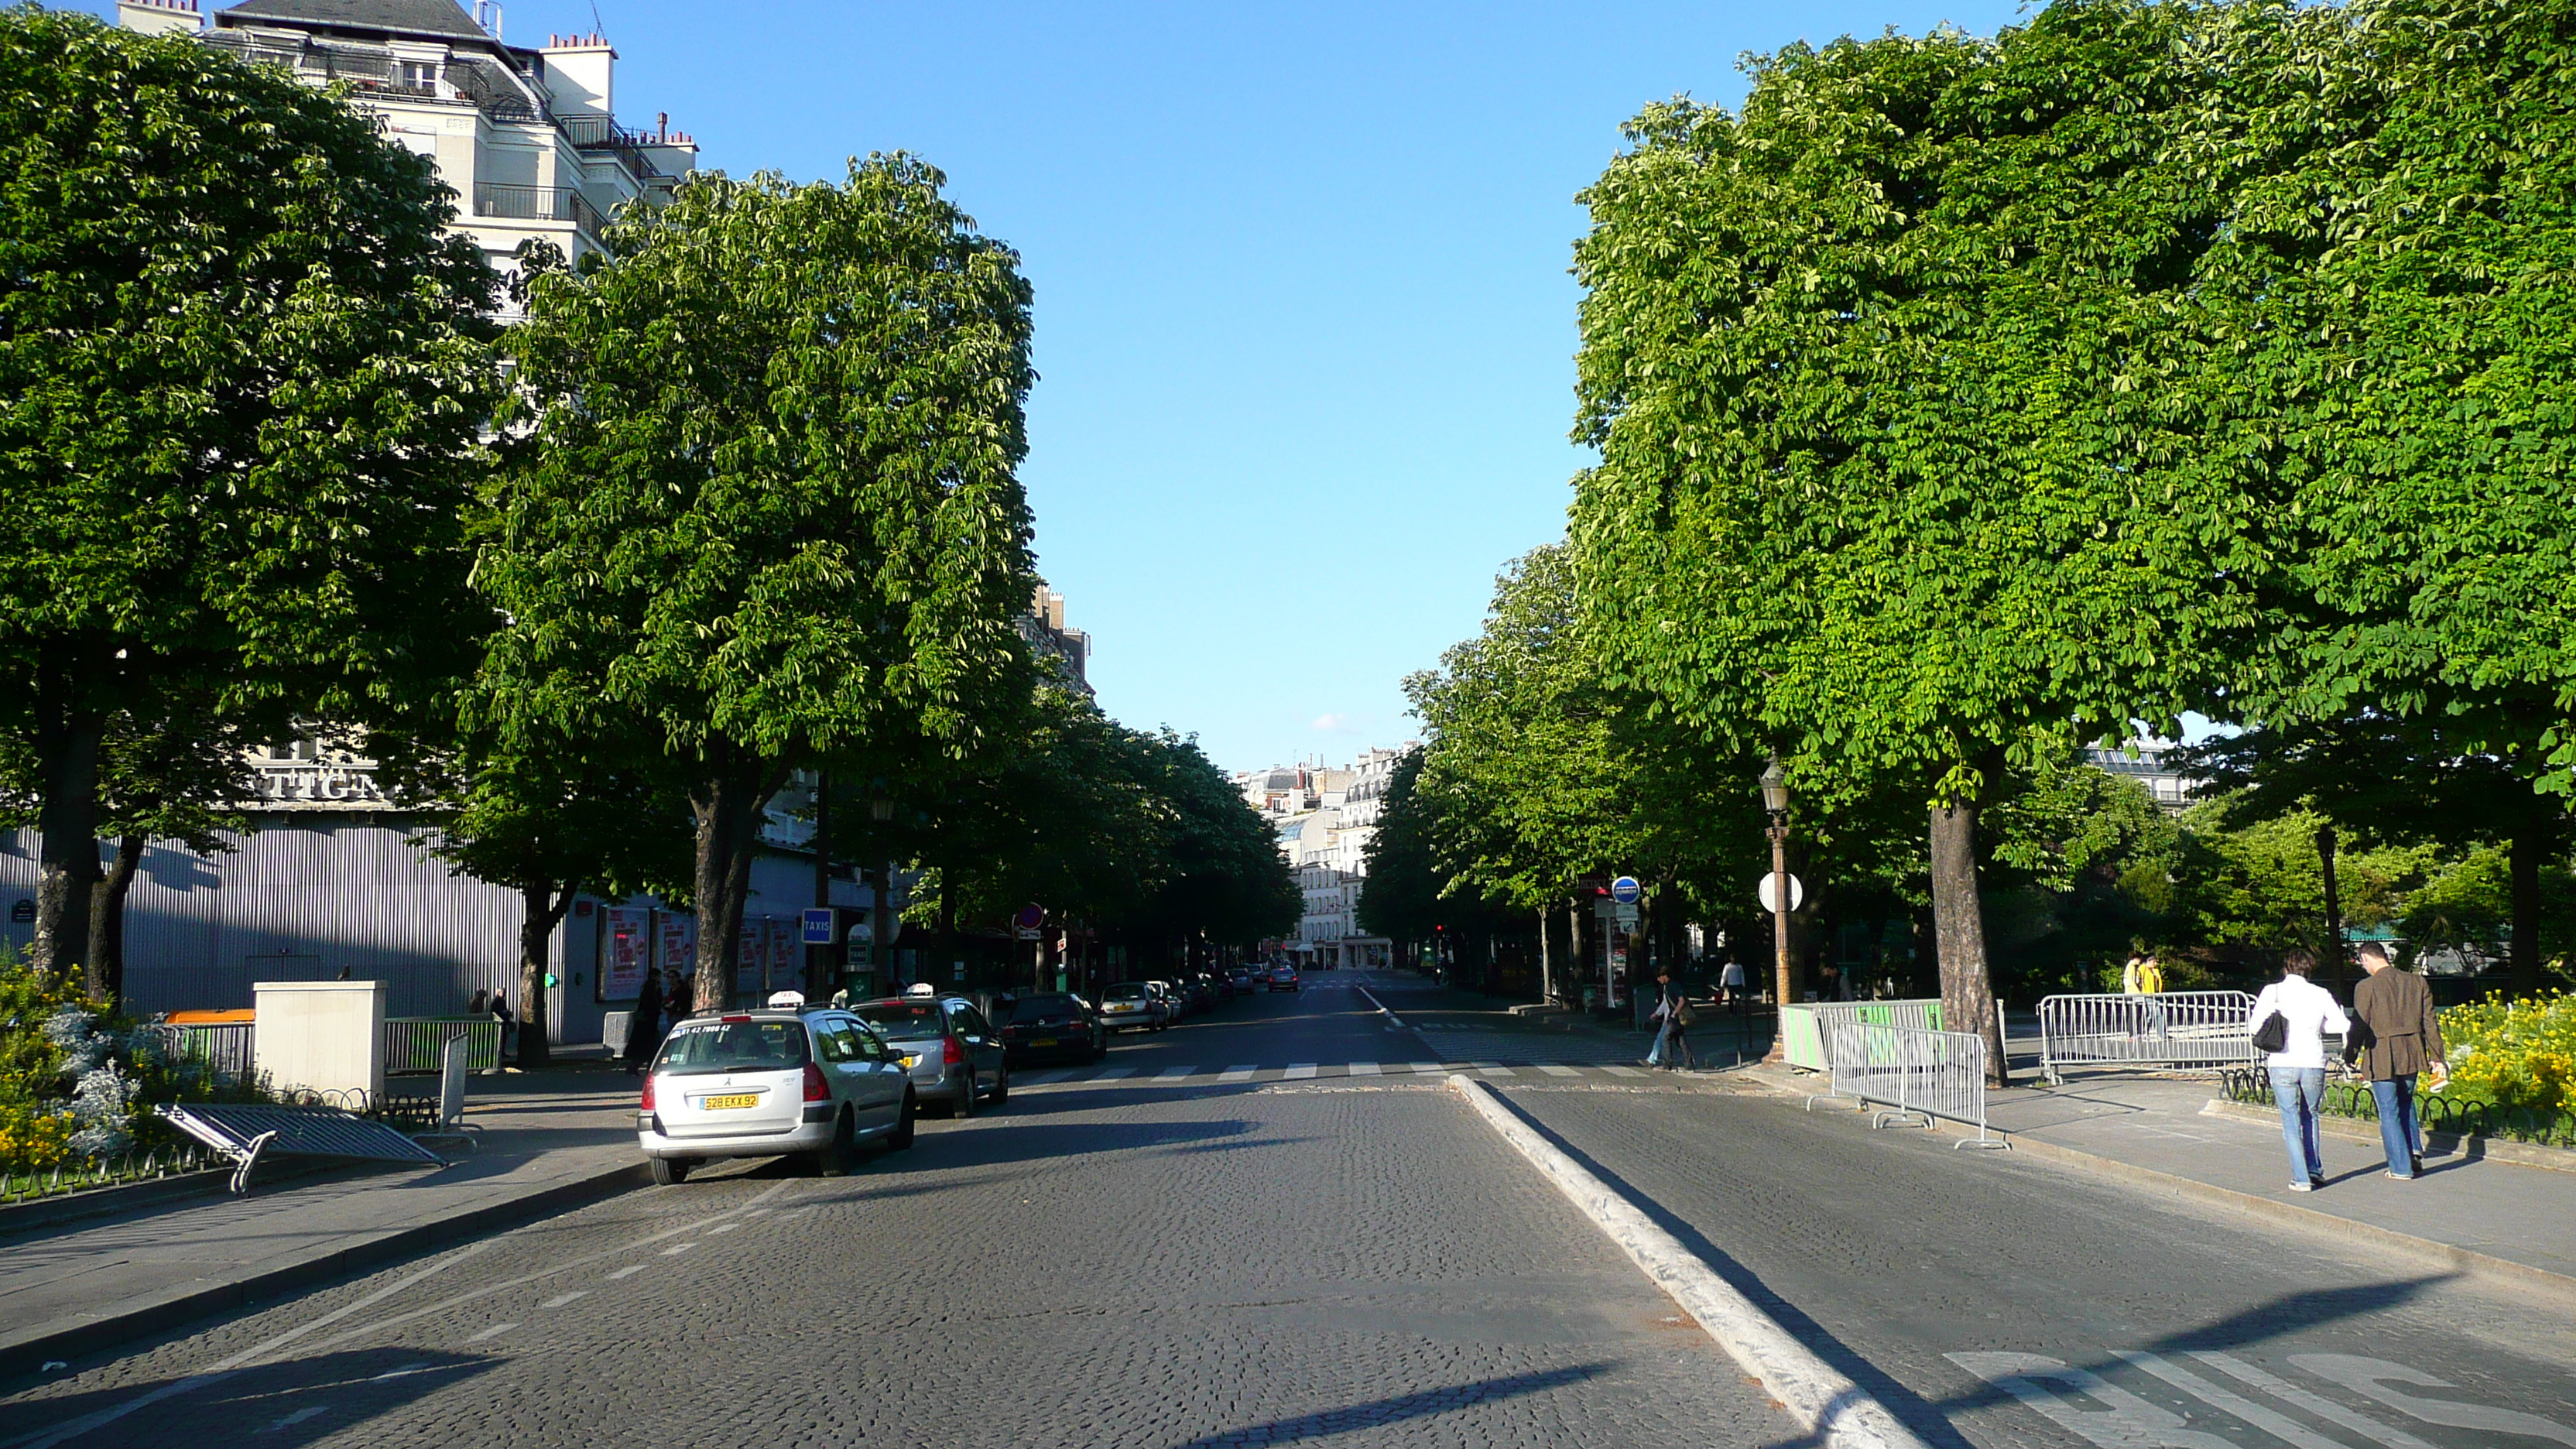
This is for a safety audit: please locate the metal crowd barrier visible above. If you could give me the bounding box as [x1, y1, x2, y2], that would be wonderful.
[2036, 991, 2256, 1084]
[1781, 999, 1945, 1071]
[384, 1017, 502, 1075]
[1809, 1022, 2009, 1149]
[170, 1022, 256, 1081]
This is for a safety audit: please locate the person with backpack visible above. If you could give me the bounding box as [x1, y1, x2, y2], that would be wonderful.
[2249, 948, 2350, 1192]
[1646, 971, 1697, 1070]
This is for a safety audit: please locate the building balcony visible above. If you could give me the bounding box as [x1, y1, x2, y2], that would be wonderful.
[473, 183, 606, 238]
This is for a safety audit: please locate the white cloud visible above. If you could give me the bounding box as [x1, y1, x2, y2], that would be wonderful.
[1312, 713, 1351, 732]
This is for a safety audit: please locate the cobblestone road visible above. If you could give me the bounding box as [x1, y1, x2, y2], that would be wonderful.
[0, 984, 1791, 1449]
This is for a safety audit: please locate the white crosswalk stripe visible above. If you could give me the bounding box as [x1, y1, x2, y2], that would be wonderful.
[1347, 1061, 1381, 1076]
[1599, 1064, 1646, 1077]
[1536, 1064, 1580, 1077]
[1090, 1066, 1136, 1081]
[1283, 1063, 1317, 1080]
[1476, 1063, 1516, 1078]
[1217, 1065, 1259, 1082]
[1155, 1065, 1197, 1080]
[1024, 1069, 1080, 1084]
[1403, 1062, 1445, 1074]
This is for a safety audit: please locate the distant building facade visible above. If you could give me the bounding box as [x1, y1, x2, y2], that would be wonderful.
[1242, 746, 1415, 968]
[2084, 741, 2203, 810]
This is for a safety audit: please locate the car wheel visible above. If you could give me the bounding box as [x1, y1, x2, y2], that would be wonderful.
[649, 1156, 694, 1186]
[817, 1108, 858, 1177]
[954, 1069, 978, 1118]
[989, 1064, 1009, 1105]
[887, 1090, 916, 1149]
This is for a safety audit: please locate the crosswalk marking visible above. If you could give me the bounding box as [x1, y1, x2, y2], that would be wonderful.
[1476, 1063, 1516, 1078]
[2115, 1351, 2346, 1449]
[1218, 1064, 1259, 1082]
[1155, 1065, 1197, 1080]
[1600, 1064, 1646, 1077]
[1404, 1062, 1444, 1074]
[1537, 1064, 1580, 1077]
[1283, 1063, 1317, 1080]
[1024, 1069, 1080, 1084]
[1347, 1061, 1381, 1076]
[1091, 1066, 1136, 1081]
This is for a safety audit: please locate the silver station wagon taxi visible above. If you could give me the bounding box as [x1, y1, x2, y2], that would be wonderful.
[638, 1000, 916, 1184]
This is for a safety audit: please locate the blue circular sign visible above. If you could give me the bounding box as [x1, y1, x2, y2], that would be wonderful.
[1610, 876, 1641, 904]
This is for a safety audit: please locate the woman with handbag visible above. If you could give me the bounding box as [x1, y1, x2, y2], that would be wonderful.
[2249, 949, 2350, 1192]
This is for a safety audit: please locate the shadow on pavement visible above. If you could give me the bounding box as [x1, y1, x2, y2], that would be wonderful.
[1478, 1091, 2458, 1448]
[1163, 1360, 1615, 1449]
[4, 1348, 494, 1448]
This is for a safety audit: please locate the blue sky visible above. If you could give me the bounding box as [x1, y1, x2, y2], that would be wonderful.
[89, 0, 2035, 773]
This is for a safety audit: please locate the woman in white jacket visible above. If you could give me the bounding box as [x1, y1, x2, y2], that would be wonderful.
[2249, 949, 2351, 1192]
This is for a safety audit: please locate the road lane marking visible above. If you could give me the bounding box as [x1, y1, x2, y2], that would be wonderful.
[1156, 1065, 1197, 1079]
[260, 1406, 331, 1432]
[2190, 1353, 2433, 1449]
[1090, 1067, 1136, 1081]
[1951, 1354, 2234, 1449]
[540, 1291, 590, 1309]
[1601, 1065, 1646, 1077]
[466, 1324, 517, 1342]
[1218, 1065, 1259, 1082]
[1283, 1064, 1317, 1080]
[368, 1362, 438, 1382]
[2290, 1353, 2576, 1445]
[1347, 1061, 1381, 1076]
[707, 1223, 741, 1235]
[659, 1243, 694, 1255]
[2116, 1350, 2348, 1449]
[1537, 1064, 1580, 1077]
[606, 1265, 650, 1280]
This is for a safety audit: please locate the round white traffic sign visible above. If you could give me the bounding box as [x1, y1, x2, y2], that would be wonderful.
[1757, 872, 1805, 913]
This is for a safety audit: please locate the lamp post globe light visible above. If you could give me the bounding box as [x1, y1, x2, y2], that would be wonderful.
[1759, 756, 1793, 1062]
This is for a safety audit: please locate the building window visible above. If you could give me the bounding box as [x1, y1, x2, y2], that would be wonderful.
[400, 60, 440, 88]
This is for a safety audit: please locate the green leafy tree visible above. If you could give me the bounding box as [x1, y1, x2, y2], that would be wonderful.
[481, 159, 1040, 1012]
[0, 10, 498, 981]
[1567, 2, 2242, 1077]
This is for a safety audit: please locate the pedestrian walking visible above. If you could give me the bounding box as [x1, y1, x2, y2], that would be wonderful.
[490, 992, 518, 1064]
[2350, 941, 2448, 1180]
[1649, 972, 1697, 1070]
[2122, 953, 2146, 995]
[624, 968, 663, 1075]
[1721, 957, 1746, 1014]
[665, 971, 695, 1027]
[2250, 948, 2350, 1192]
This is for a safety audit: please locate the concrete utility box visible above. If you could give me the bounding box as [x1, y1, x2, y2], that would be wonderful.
[253, 979, 387, 1103]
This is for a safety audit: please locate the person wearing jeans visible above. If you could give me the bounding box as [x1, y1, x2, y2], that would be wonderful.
[2351, 941, 2448, 1180]
[2249, 949, 2349, 1191]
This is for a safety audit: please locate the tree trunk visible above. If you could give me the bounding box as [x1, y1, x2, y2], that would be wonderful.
[85, 834, 145, 1005]
[2316, 823, 2344, 988]
[1930, 798, 2007, 1087]
[2509, 831, 2544, 997]
[33, 644, 104, 987]
[690, 766, 760, 1013]
[517, 880, 576, 1070]
[808, 767, 834, 999]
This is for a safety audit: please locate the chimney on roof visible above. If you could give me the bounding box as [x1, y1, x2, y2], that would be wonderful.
[539, 29, 616, 118]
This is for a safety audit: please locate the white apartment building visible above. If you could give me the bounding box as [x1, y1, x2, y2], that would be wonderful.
[1246, 746, 1415, 968]
[117, 0, 697, 292]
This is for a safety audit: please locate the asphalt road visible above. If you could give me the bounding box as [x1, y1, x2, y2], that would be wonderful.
[0, 978, 1790, 1449]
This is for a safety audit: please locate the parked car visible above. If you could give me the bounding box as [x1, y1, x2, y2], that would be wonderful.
[1227, 968, 1257, 994]
[638, 1005, 915, 1184]
[1266, 964, 1301, 993]
[1149, 979, 1184, 1023]
[1099, 981, 1167, 1033]
[851, 992, 1010, 1118]
[1000, 992, 1108, 1064]
[1181, 975, 1217, 1011]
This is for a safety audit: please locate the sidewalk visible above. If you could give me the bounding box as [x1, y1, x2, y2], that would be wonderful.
[0, 1066, 646, 1376]
[1358, 971, 1775, 1067]
[1740, 1059, 2576, 1295]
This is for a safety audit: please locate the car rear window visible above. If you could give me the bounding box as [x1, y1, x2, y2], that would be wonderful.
[1105, 984, 1149, 1001]
[852, 1001, 948, 1040]
[654, 1020, 810, 1074]
[1009, 995, 1080, 1019]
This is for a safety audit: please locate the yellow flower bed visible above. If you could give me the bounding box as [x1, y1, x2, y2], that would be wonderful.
[2441, 991, 2576, 1115]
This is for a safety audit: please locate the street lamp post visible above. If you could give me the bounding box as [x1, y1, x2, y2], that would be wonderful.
[1760, 756, 1793, 1062]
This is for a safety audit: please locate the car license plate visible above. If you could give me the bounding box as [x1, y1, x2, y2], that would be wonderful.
[1032, 1037, 1057, 1047]
[701, 1093, 758, 1110]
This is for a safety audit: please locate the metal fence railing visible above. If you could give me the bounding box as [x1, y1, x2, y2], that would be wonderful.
[384, 1018, 502, 1075]
[2219, 1068, 2576, 1149]
[169, 1022, 257, 1081]
[1811, 1022, 2009, 1149]
[1, 1142, 226, 1205]
[2037, 991, 2258, 1084]
[1781, 999, 1945, 1071]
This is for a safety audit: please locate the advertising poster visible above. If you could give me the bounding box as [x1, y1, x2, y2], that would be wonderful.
[656, 912, 696, 983]
[767, 918, 800, 990]
[601, 906, 650, 1002]
[735, 920, 764, 996]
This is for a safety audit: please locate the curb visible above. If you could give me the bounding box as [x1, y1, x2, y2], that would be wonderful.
[1727, 1064, 2576, 1304]
[2, 1158, 648, 1378]
[1447, 1074, 1929, 1449]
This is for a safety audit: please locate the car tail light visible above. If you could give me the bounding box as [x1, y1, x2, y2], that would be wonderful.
[941, 1036, 964, 1067]
[639, 1075, 657, 1110]
[721, 1013, 752, 1023]
[803, 1062, 829, 1102]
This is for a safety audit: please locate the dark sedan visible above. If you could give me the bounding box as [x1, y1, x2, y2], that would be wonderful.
[999, 992, 1108, 1064]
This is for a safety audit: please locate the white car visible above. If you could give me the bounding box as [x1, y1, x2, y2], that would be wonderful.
[639, 1006, 916, 1184]
[1098, 981, 1166, 1033]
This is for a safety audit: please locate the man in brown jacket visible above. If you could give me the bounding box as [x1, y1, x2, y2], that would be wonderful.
[2351, 941, 2448, 1180]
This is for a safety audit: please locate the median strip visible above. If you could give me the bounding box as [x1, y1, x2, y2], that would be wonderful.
[1447, 1074, 1930, 1449]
